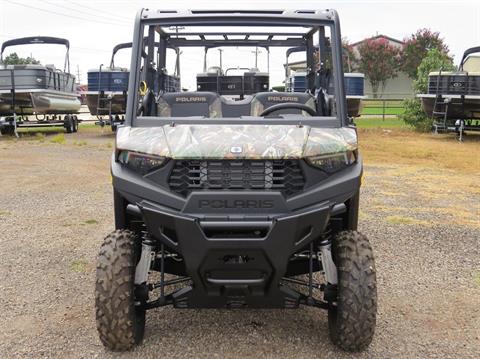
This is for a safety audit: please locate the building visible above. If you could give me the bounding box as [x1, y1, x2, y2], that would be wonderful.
[351, 35, 413, 99]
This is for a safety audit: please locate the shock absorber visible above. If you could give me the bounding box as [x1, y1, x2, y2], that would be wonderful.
[134, 232, 154, 285]
[318, 238, 338, 285]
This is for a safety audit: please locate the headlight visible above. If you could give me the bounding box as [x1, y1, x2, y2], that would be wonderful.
[117, 150, 166, 174]
[306, 150, 356, 173]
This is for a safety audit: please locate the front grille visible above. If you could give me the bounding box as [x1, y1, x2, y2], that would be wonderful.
[169, 160, 305, 197]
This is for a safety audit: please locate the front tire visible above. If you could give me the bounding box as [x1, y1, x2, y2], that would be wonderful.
[328, 231, 377, 352]
[95, 230, 146, 351]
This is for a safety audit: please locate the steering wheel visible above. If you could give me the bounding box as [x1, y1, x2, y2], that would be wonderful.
[259, 102, 317, 117]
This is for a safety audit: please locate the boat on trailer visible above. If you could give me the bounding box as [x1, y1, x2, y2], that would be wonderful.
[0, 36, 81, 135]
[87, 41, 181, 131]
[284, 47, 365, 117]
[418, 46, 480, 138]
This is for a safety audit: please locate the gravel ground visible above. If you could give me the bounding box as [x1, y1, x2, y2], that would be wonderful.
[0, 129, 479, 358]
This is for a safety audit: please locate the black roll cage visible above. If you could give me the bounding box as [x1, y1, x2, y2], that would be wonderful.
[0, 36, 71, 73]
[126, 9, 347, 126]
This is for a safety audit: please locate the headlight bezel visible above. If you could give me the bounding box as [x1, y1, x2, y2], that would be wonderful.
[117, 150, 167, 175]
[305, 150, 357, 173]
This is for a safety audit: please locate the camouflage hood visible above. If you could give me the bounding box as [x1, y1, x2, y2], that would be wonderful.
[116, 124, 357, 159]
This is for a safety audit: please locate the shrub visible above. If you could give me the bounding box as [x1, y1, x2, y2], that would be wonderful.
[400, 48, 455, 131]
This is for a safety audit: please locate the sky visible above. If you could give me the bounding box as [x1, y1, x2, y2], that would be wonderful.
[0, 0, 479, 89]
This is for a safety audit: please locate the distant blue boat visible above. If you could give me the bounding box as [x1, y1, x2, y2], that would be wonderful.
[286, 72, 365, 117]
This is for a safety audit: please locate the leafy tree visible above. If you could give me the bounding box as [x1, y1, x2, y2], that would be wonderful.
[400, 48, 455, 131]
[401, 29, 451, 79]
[356, 38, 401, 98]
[342, 40, 357, 73]
[3, 52, 40, 65]
[313, 39, 357, 73]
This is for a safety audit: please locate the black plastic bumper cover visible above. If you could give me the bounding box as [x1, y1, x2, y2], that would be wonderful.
[139, 199, 331, 308]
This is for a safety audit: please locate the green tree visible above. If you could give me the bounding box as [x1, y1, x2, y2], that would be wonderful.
[3, 52, 40, 65]
[400, 48, 455, 131]
[356, 38, 401, 98]
[401, 29, 451, 79]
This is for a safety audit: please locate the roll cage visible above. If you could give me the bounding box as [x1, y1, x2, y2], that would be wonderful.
[126, 9, 347, 126]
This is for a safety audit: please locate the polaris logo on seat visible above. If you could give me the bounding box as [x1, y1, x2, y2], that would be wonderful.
[198, 199, 274, 209]
[267, 96, 298, 102]
[176, 96, 207, 102]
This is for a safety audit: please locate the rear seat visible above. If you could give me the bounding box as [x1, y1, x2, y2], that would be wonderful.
[157, 91, 222, 117]
[251, 92, 316, 116]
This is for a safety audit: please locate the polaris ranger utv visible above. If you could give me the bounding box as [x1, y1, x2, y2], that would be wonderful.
[95, 9, 377, 352]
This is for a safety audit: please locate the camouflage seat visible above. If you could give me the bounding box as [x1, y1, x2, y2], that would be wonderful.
[157, 92, 222, 117]
[251, 92, 316, 116]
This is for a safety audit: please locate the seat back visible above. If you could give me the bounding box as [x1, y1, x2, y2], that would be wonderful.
[251, 92, 316, 116]
[220, 96, 254, 117]
[157, 91, 222, 117]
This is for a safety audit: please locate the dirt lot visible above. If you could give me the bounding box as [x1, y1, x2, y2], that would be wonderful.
[0, 127, 479, 358]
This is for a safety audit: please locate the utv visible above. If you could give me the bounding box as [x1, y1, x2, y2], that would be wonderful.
[95, 9, 377, 352]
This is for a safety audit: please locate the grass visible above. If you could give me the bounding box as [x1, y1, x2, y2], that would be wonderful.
[359, 129, 480, 175]
[84, 219, 98, 225]
[70, 259, 89, 273]
[386, 215, 429, 226]
[355, 117, 409, 129]
[361, 100, 405, 116]
[474, 272, 480, 287]
[49, 133, 66, 144]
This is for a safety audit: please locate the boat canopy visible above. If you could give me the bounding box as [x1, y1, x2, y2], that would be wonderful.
[459, 46, 480, 71]
[0, 36, 71, 73]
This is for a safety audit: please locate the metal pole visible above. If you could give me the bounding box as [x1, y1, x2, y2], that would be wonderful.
[218, 49, 223, 71]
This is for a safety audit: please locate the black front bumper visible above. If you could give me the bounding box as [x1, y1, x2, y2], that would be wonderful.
[139, 197, 330, 308]
[112, 157, 362, 308]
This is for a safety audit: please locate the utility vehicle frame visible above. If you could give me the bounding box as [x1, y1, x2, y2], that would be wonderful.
[95, 9, 377, 353]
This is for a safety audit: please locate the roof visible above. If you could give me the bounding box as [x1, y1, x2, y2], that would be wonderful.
[351, 34, 404, 47]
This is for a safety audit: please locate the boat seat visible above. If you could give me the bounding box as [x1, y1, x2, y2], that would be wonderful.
[157, 91, 222, 117]
[220, 96, 254, 117]
[251, 92, 316, 116]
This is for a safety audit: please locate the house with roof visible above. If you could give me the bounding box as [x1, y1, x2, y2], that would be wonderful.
[351, 34, 414, 99]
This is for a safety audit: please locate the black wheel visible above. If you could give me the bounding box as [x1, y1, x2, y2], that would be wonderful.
[64, 115, 74, 133]
[0, 125, 15, 135]
[328, 231, 377, 352]
[73, 115, 79, 133]
[95, 230, 146, 351]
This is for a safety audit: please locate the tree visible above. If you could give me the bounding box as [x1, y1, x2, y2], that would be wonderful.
[400, 48, 455, 131]
[3, 52, 40, 65]
[401, 29, 451, 79]
[356, 38, 401, 98]
[342, 40, 357, 73]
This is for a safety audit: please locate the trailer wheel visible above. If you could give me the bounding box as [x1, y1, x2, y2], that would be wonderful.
[0, 125, 15, 135]
[95, 230, 146, 351]
[328, 231, 377, 352]
[73, 115, 79, 133]
[64, 115, 74, 133]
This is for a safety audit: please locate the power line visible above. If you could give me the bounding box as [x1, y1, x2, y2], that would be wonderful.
[41, 0, 130, 25]
[5, 0, 129, 27]
[68, 1, 133, 21]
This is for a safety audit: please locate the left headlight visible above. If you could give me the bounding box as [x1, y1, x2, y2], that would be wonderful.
[117, 150, 166, 175]
[306, 150, 356, 173]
